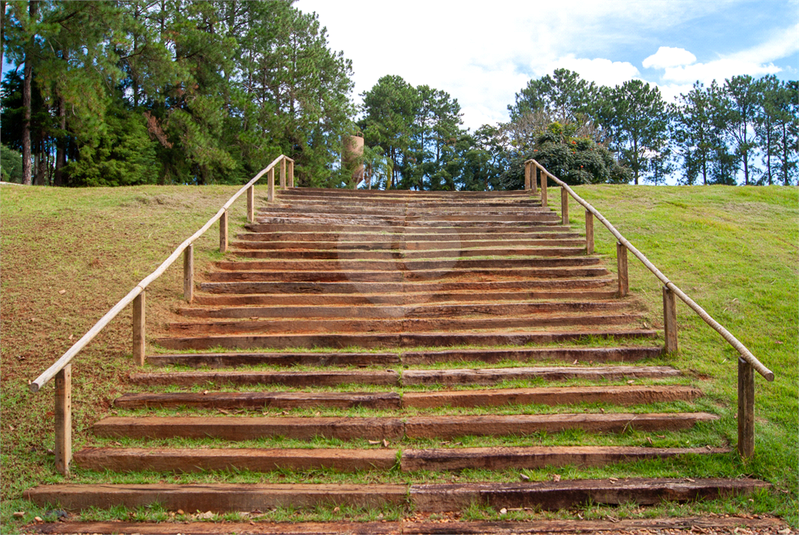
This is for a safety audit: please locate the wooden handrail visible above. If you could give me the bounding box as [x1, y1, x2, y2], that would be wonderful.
[525, 159, 773, 381]
[29, 155, 294, 394]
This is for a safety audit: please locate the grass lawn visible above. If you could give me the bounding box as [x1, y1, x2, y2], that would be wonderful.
[1, 183, 796, 531]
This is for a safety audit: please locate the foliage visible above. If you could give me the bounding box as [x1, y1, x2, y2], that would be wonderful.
[1, 144, 23, 182]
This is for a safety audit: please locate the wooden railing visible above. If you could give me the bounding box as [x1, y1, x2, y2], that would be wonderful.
[29, 155, 294, 476]
[525, 159, 774, 459]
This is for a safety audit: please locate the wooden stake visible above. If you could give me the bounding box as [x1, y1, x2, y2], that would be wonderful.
[663, 286, 678, 353]
[738, 357, 755, 459]
[617, 242, 628, 297]
[280, 158, 286, 189]
[219, 210, 228, 253]
[54, 364, 72, 476]
[561, 187, 569, 226]
[585, 211, 594, 254]
[247, 185, 254, 223]
[531, 166, 537, 194]
[524, 162, 531, 191]
[267, 168, 275, 201]
[288, 160, 295, 188]
[541, 170, 548, 207]
[183, 244, 194, 304]
[133, 292, 145, 366]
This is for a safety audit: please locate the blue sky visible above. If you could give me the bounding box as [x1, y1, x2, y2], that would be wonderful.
[297, 0, 799, 130]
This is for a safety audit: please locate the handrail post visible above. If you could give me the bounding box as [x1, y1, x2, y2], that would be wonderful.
[54, 363, 72, 476]
[247, 185, 255, 223]
[267, 167, 275, 201]
[738, 357, 755, 459]
[540, 170, 548, 207]
[585, 210, 594, 254]
[663, 286, 678, 353]
[280, 158, 286, 189]
[531, 165, 538, 194]
[617, 242, 629, 297]
[133, 292, 145, 366]
[288, 160, 295, 188]
[219, 209, 228, 253]
[183, 244, 194, 304]
[560, 187, 569, 225]
[524, 161, 532, 191]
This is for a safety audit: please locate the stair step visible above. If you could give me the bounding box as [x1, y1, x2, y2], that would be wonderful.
[191, 289, 620, 307]
[237, 230, 581, 240]
[131, 366, 677, 387]
[176, 301, 626, 320]
[93, 413, 717, 441]
[230, 246, 587, 258]
[166, 314, 643, 336]
[24, 478, 767, 513]
[154, 329, 659, 350]
[409, 478, 770, 512]
[249, 220, 566, 230]
[198, 278, 616, 295]
[115, 386, 701, 410]
[214, 258, 600, 272]
[203, 266, 610, 283]
[144, 353, 402, 369]
[73, 446, 728, 474]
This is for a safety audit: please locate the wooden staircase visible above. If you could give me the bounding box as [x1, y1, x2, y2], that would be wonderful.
[25, 188, 768, 528]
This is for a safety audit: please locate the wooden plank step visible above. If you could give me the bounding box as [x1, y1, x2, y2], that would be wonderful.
[191, 289, 621, 307]
[113, 386, 699, 410]
[237, 230, 580, 240]
[198, 278, 616, 295]
[402, 366, 678, 385]
[164, 313, 644, 336]
[401, 386, 702, 408]
[256, 214, 560, 223]
[154, 329, 659, 350]
[203, 266, 610, 283]
[114, 391, 403, 410]
[30, 516, 790, 535]
[252, 219, 563, 229]
[75, 447, 398, 473]
[24, 483, 408, 513]
[410, 478, 770, 512]
[213, 258, 600, 272]
[143, 353, 402, 369]
[92, 413, 717, 441]
[230, 247, 587, 259]
[234, 238, 586, 250]
[130, 369, 401, 387]
[401, 346, 663, 364]
[24, 478, 767, 514]
[176, 301, 626, 320]
[73, 446, 728, 474]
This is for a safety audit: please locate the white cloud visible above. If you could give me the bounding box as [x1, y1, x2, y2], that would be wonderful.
[544, 55, 640, 87]
[643, 47, 697, 69]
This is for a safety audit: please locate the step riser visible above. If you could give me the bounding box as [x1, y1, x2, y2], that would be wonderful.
[230, 247, 587, 258]
[238, 230, 580, 240]
[192, 290, 620, 307]
[166, 314, 643, 336]
[247, 222, 570, 232]
[203, 267, 610, 283]
[114, 387, 701, 410]
[93, 413, 716, 441]
[74, 447, 728, 474]
[177, 302, 626, 320]
[258, 214, 561, 223]
[214, 258, 600, 272]
[198, 279, 615, 295]
[154, 330, 658, 351]
[132, 370, 401, 387]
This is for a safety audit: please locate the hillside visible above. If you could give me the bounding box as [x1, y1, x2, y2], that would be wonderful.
[1, 183, 797, 531]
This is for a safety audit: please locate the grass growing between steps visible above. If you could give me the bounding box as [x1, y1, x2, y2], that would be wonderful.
[1, 184, 797, 530]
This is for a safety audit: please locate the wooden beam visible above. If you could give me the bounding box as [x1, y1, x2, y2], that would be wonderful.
[183, 244, 194, 304]
[267, 168, 275, 201]
[617, 242, 628, 297]
[524, 162, 531, 191]
[540, 169, 548, 207]
[738, 358, 755, 459]
[54, 364, 72, 476]
[133, 292, 145, 366]
[288, 159, 295, 188]
[585, 210, 594, 254]
[561, 187, 569, 226]
[219, 210, 228, 253]
[246, 185, 254, 223]
[663, 286, 678, 353]
[280, 158, 286, 189]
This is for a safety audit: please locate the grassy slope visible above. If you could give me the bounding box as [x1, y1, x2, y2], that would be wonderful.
[1, 184, 797, 528]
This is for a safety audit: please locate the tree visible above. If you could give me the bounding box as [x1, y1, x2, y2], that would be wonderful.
[672, 83, 715, 185]
[508, 68, 597, 124]
[725, 75, 758, 185]
[597, 80, 669, 184]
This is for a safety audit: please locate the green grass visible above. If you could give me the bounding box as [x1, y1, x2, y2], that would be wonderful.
[1, 184, 797, 530]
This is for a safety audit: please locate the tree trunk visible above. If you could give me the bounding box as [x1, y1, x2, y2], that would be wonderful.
[22, 1, 38, 185]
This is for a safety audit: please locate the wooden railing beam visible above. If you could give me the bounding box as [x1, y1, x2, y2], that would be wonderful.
[561, 187, 569, 226]
[738, 358, 755, 458]
[663, 285, 678, 353]
[54, 364, 72, 476]
[183, 244, 194, 304]
[617, 242, 629, 297]
[585, 210, 594, 254]
[132, 292, 145, 366]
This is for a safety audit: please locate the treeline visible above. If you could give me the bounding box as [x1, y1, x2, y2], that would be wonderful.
[1, 0, 353, 186]
[358, 69, 798, 189]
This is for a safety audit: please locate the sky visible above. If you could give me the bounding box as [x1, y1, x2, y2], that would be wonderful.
[296, 0, 799, 130]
